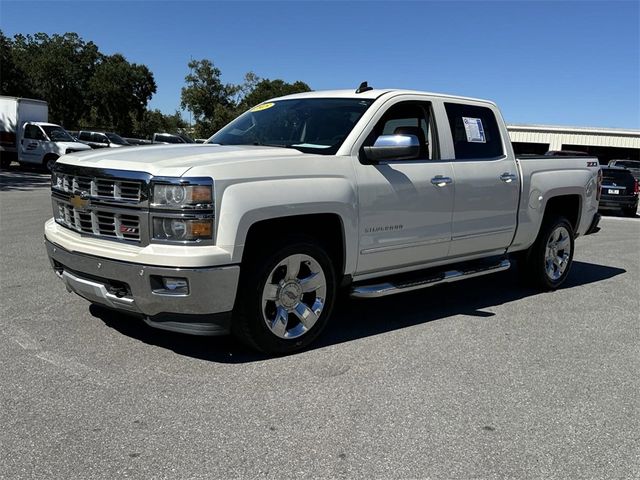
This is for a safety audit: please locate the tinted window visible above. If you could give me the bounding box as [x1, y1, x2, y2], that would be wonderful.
[24, 124, 44, 140]
[445, 103, 503, 159]
[105, 132, 128, 145]
[157, 134, 184, 144]
[91, 133, 108, 143]
[78, 131, 90, 140]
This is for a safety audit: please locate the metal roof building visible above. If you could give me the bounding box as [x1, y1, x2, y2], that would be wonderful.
[507, 124, 640, 163]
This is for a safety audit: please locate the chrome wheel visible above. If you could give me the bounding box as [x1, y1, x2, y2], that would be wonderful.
[261, 254, 327, 339]
[544, 226, 571, 281]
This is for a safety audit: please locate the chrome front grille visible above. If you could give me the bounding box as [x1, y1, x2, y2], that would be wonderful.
[55, 200, 141, 242]
[55, 172, 142, 202]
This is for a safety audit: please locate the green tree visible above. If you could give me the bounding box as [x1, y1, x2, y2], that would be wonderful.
[239, 78, 311, 110]
[180, 59, 237, 138]
[87, 53, 156, 135]
[181, 60, 312, 138]
[10, 33, 100, 127]
[0, 30, 31, 97]
[133, 109, 187, 139]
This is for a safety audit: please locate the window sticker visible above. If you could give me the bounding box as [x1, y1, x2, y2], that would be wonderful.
[462, 117, 486, 143]
[250, 102, 275, 112]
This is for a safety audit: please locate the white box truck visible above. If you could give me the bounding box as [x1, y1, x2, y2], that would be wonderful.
[0, 96, 90, 171]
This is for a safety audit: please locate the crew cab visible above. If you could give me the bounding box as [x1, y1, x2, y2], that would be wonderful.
[44, 87, 602, 354]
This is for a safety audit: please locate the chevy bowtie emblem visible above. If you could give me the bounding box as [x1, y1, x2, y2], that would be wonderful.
[70, 191, 90, 210]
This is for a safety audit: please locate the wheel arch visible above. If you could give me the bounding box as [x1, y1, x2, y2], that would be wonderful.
[241, 213, 348, 281]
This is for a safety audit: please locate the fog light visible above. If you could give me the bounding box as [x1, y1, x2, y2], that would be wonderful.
[149, 276, 190, 296]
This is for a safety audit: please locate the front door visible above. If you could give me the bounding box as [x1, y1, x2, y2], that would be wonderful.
[20, 123, 46, 164]
[354, 101, 455, 275]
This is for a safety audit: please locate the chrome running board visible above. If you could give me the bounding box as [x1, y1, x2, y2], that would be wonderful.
[350, 259, 511, 299]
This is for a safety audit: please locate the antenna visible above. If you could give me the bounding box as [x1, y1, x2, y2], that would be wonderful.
[355, 81, 373, 94]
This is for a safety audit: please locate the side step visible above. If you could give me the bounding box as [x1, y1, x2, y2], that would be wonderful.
[350, 258, 511, 299]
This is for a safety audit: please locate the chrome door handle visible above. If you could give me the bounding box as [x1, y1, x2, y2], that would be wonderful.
[431, 176, 453, 187]
[500, 172, 517, 183]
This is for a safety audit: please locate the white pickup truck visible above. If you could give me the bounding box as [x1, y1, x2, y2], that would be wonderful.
[44, 87, 602, 354]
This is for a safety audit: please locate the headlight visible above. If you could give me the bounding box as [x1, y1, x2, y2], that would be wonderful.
[151, 182, 212, 208]
[152, 217, 213, 242]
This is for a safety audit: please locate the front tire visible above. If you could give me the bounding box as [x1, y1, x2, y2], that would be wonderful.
[232, 239, 337, 355]
[521, 216, 575, 290]
[43, 154, 59, 173]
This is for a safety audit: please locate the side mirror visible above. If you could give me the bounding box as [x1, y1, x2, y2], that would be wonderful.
[363, 134, 420, 163]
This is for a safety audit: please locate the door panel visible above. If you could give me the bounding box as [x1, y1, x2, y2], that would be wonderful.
[20, 124, 45, 164]
[449, 157, 519, 256]
[355, 160, 455, 274]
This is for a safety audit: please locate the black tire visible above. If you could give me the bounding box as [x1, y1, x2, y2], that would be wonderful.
[0, 158, 11, 169]
[622, 207, 637, 217]
[232, 237, 337, 355]
[42, 154, 59, 173]
[520, 216, 575, 290]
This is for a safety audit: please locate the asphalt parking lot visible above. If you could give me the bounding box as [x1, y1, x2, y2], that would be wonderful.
[1, 168, 639, 479]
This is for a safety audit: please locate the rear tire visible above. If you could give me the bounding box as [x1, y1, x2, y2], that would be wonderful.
[622, 206, 637, 217]
[0, 158, 11, 169]
[520, 216, 575, 290]
[232, 237, 337, 355]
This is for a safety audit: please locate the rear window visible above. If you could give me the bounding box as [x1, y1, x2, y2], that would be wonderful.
[444, 103, 504, 159]
[602, 169, 634, 184]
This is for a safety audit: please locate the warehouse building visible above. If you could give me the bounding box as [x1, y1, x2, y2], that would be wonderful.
[507, 124, 640, 164]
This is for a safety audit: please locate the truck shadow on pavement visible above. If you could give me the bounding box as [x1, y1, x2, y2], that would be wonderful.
[91, 260, 625, 363]
[0, 166, 50, 192]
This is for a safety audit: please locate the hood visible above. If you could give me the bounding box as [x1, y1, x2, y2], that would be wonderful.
[58, 144, 303, 177]
[58, 142, 92, 151]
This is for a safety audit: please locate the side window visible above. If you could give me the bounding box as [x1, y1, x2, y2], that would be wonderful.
[366, 101, 437, 160]
[24, 124, 44, 140]
[444, 103, 504, 159]
[78, 131, 91, 141]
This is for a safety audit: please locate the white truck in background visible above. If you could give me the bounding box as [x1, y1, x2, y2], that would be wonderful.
[45, 87, 603, 355]
[0, 96, 91, 171]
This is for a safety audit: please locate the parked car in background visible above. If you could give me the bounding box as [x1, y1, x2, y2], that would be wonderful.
[77, 130, 131, 149]
[598, 166, 639, 216]
[124, 137, 153, 146]
[152, 132, 195, 144]
[545, 150, 590, 157]
[0, 96, 91, 171]
[608, 159, 640, 181]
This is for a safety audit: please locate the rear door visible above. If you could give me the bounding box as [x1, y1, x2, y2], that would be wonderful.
[442, 102, 519, 257]
[20, 123, 46, 164]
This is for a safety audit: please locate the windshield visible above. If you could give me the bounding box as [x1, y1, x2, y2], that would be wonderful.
[207, 98, 374, 154]
[41, 125, 75, 143]
[105, 132, 128, 145]
[613, 160, 639, 168]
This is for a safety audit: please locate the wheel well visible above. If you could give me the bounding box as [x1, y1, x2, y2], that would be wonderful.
[43, 153, 59, 163]
[243, 214, 346, 276]
[543, 195, 581, 231]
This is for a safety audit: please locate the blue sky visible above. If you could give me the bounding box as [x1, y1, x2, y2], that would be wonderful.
[2, 1, 639, 128]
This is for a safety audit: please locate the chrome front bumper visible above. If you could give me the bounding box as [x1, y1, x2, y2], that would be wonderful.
[45, 239, 239, 335]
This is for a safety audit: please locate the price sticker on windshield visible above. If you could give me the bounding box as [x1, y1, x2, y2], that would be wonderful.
[462, 117, 486, 143]
[250, 102, 275, 112]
